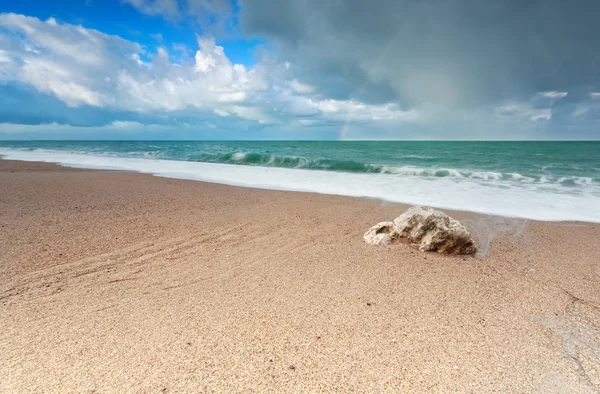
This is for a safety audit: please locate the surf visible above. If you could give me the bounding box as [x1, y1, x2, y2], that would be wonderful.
[1, 147, 600, 223]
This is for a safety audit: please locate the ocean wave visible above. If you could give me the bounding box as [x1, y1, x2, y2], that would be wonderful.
[2, 148, 600, 223]
[2, 147, 597, 189]
[187, 151, 387, 173]
[184, 151, 597, 187]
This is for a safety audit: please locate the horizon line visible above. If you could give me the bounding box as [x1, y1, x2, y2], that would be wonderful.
[1, 139, 600, 142]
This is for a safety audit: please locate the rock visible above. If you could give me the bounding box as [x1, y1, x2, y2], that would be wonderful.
[363, 206, 477, 255]
[363, 221, 395, 246]
[393, 206, 477, 254]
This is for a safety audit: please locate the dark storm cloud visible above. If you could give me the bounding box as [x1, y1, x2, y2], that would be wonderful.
[240, 0, 600, 108]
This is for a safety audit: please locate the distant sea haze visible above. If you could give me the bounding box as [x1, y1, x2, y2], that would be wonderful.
[1, 141, 599, 222]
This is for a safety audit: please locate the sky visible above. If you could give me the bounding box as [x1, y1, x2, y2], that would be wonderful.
[1, 0, 600, 140]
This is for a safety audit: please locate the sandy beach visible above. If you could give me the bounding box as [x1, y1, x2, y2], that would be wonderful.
[1, 159, 599, 393]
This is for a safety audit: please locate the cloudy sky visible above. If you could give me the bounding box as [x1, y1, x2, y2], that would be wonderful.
[1, 0, 599, 140]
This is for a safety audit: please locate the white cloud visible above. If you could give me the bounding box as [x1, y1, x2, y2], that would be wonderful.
[0, 49, 11, 63]
[0, 121, 166, 134]
[529, 109, 552, 121]
[0, 13, 275, 122]
[21, 57, 105, 107]
[496, 102, 552, 121]
[121, 0, 180, 18]
[172, 43, 190, 56]
[213, 108, 229, 116]
[0, 13, 141, 107]
[574, 93, 600, 116]
[109, 120, 149, 129]
[122, 0, 234, 32]
[288, 79, 315, 94]
[537, 91, 568, 99]
[311, 99, 419, 122]
[494, 91, 573, 121]
[296, 119, 318, 126]
[0, 12, 426, 129]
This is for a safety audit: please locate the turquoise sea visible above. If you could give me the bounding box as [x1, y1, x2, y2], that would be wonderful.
[1, 141, 599, 222]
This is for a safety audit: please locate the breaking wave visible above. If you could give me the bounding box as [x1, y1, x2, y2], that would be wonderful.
[1, 147, 600, 222]
[184, 151, 597, 187]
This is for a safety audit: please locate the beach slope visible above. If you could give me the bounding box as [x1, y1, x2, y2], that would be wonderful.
[1, 160, 599, 392]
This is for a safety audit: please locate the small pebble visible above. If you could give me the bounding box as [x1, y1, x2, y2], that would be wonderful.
[289, 364, 296, 370]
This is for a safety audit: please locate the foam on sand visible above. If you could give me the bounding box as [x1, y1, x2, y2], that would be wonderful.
[2, 148, 600, 223]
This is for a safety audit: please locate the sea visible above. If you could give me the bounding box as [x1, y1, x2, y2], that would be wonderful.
[1, 140, 599, 222]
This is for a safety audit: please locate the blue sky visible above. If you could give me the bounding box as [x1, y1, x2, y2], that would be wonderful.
[1, 0, 600, 140]
[2, 0, 260, 65]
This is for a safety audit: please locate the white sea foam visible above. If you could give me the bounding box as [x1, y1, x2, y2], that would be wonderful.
[2, 148, 600, 223]
[231, 152, 246, 161]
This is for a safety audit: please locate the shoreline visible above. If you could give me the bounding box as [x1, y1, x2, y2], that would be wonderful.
[1, 159, 599, 392]
[1, 149, 599, 223]
[0, 155, 592, 228]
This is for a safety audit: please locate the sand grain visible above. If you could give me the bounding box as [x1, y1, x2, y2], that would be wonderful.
[1, 160, 599, 393]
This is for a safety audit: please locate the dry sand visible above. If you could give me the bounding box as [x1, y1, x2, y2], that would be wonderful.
[1, 159, 599, 393]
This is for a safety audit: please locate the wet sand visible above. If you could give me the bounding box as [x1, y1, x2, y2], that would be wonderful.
[1, 159, 599, 393]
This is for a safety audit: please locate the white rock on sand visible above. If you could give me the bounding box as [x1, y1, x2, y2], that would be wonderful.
[363, 221, 395, 246]
[364, 206, 477, 255]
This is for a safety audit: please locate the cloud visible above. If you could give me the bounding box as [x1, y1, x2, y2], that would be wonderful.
[538, 91, 568, 99]
[0, 12, 424, 134]
[150, 33, 164, 41]
[0, 13, 142, 107]
[288, 79, 314, 94]
[0, 14, 271, 122]
[0, 120, 162, 134]
[122, 0, 235, 33]
[574, 93, 600, 117]
[240, 0, 600, 110]
[0, 119, 346, 140]
[1, 5, 600, 140]
[496, 101, 553, 121]
[122, 0, 180, 19]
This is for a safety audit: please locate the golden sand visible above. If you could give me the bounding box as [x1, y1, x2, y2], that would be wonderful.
[1, 160, 599, 392]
